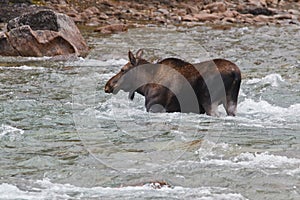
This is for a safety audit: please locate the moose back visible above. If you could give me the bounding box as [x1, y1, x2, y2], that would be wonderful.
[104, 50, 241, 116]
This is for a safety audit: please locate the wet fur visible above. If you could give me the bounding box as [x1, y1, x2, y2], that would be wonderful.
[104, 50, 241, 116]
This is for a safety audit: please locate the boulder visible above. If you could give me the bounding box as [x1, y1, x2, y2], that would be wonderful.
[0, 32, 19, 56]
[0, 3, 44, 23]
[0, 9, 89, 57]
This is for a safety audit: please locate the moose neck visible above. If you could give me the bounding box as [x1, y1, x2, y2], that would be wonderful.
[133, 62, 160, 98]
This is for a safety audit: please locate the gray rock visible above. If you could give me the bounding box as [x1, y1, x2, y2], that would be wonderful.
[7, 10, 59, 31]
[1, 9, 89, 57]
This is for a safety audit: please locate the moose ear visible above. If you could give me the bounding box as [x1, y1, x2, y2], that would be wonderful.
[128, 51, 136, 66]
[136, 49, 144, 58]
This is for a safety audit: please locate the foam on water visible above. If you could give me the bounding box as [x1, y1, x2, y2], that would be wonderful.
[197, 151, 300, 171]
[283, 167, 300, 176]
[195, 140, 232, 158]
[67, 58, 128, 67]
[0, 65, 46, 70]
[0, 124, 24, 141]
[0, 183, 36, 200]
[246, 73, 285, 87]
[233, 152, 300, 168]
[195, 141, 300, 174]
[238, 98, 300, 126]
[193, 139, 300, 175]
[102, 93, 300, 131]
[25, 56, 53, 60]
[0, 179, 247, 200]
[238, 98, 300, 115]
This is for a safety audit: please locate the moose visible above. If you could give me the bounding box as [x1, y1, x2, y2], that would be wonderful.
[104, 49, 241, 116]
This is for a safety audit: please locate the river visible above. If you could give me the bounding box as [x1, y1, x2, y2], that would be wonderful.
[0, 24, 299, 199]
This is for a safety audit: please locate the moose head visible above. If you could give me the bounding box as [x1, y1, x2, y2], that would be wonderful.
[104, 49, 149, 99]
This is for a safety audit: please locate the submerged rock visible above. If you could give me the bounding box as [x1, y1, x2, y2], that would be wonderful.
[0, 9, 89, 57]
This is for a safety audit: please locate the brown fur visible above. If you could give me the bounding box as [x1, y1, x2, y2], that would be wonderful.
[104, 50, 241, 116]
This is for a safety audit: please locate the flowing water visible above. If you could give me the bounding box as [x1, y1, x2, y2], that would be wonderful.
[0, 25, 299, 199]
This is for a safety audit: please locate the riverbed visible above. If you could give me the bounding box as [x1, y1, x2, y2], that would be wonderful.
[0, 25, 299, 199]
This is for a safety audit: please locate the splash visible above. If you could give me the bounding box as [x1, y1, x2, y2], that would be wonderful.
[238, 98, 300, 116]
[0, 124, 24, 141]
[0, 179, 247, 200]
[246, 73, 285, 87]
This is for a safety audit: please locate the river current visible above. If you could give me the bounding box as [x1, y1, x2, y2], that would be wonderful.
[0, 25, 299, 199]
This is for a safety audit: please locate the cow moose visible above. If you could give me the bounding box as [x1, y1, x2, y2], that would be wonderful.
[104, 49, 241, 116]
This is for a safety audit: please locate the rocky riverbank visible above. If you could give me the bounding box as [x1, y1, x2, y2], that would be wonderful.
[0, 0, 300, 34]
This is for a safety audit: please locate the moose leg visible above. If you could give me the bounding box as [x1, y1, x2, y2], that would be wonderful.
[144, 87, 170, 113]
[198, 103, 206, 114]
[224, 81, 240, 116]
[202, 102, 220, 117]
[224, 99, 237, 116]
[145, 97, 166, 113]
[224, 72, 241, 116]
